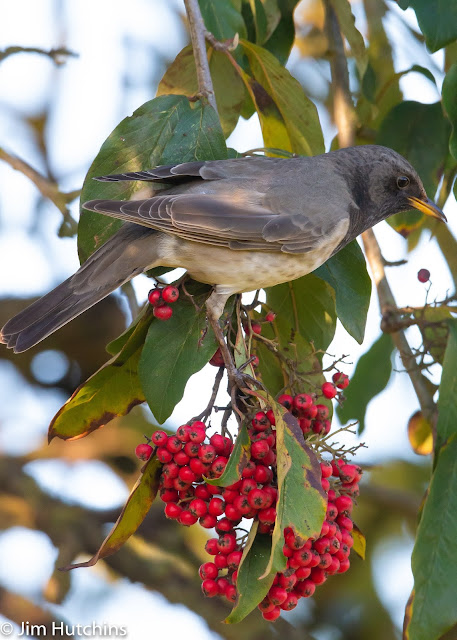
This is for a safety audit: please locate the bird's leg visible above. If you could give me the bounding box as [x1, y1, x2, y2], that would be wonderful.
[206, 288, 262, 394]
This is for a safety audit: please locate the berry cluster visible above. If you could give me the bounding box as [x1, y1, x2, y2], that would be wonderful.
[134, 383, 360, 622]
[147, 285, 180, 320]
[277, 372, 349, 440]
[257, 458, 361, 620]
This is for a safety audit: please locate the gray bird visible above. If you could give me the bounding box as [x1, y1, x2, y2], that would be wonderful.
[0, 145, 445, 354]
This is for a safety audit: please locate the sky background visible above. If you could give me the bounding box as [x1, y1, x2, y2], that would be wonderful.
[0, 1, 454, 638]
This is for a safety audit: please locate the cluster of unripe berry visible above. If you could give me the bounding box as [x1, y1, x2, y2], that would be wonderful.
[147, 285, 180, 320]
[277, 371, 349, 438]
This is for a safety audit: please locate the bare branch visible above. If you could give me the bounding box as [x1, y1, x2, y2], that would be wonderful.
[183, 0, 219, 115]
[0, 46, 77, 65]
[0, 148, 79, 234]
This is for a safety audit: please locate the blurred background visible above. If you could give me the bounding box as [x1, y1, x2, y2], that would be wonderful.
[0, 1, 454, 638]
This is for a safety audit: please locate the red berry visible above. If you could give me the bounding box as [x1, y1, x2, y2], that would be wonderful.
[217, 533, 237, 554]
[199, 514, 217, 529]
[339, 464, 357, 483]
[189, 457, 206, 476]
[252, 411, 270, 431]
[296, 566, 311, 580]
[320, 460, 332, 478]
[262, 606, 281, 621]
[310, 567, 327, 585]
[338, 558, 351, 573]
[335, 494, 353, 514]
[293, 393, 313, 413]
[265, 311, 276, 322]
[210, 434, 226, 454]
[148, 288, 162, 306]
[166, 436, 182, 454]
[225, 584, 237, 603]
[418, 268, 430, 283]
[225, 504, 242, 521]
[178, 510, 198, 526]
[211, 456, 227, 477]
[332, 372, 349, 389]
[164, 502, 182, 519]
[316, 404, 329, 419]
[281, 593, 298, 611]
[254, 465, 273, 484]
[156, 447, 173, 464]
[153, 305, 173, 320]
[198, 444, 216, 463]
[268, 586, 288, 605]
[173, 451, 190, 466]
[184, 442, 200, 457]
[178, 466, 197, 484]
[208, 497, 225, 516]
[162, 285, 179, 303]
[266, 409, 276, 425]
[135, 443, 153, 461]
[216, 577, 230, 595]
[278, 394, 293, 410]
[251, 440, 270, 460]
[296, 579, 315, 597]
[247, 488, 268, 509]
[199, 562, 218, 580]
[258, 507, 276, 525]
[322, 382, 337, 399]
[151, 430, 168, 446]
[215, 553, 228, 569]
[216, 517, 234, 533]
[336, 514, 353, 531]
[209, 348, 225, 367]
[205, 538, 218, 555]
[189, 427, 206, 444]
[227, 550, 243, 569]
[201, 579, 219, 597]
[189, 498, 208, 518]
[259, 597, 276, 613]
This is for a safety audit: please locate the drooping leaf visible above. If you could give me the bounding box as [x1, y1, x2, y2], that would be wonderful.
[329, 0, 368, 77]
[314, 240, 371, 344]
[78, 96, 226, 262]
[226, 526, 275, 623]
[442, 63, 457, 162]
[198, 0, 247, 40]
[61, 455, 162, 570]
[262, 0, 300, 64]
[265, 274, 337, 353]
[407, 434, 457, 640]
[408, 410, 433, 456]
[205, 424, 251, 486]
[376, 101, 451, 234]
[352, 523, 366, 560]
[138, 283, 218, 424]
[261, 405, 327, 577]
[242, 0, 281, 45]
[397, 1, 457, 52]
[337, 333, 394, 434]
[157, 45, 245, 138]
[48, 308, 154, 441]
[435, 320, 457, 454]
[238, 40, 324, 155]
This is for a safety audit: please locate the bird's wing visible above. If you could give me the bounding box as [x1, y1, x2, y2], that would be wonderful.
[85, 157, 352, 254]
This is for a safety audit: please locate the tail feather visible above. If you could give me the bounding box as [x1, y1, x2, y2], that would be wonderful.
[1, 224, 160, 353]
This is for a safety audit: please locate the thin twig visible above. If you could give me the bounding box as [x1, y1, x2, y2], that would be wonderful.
[0, 46, 77, 64]
[193, 366, 225, 422]
[0, 148, 79, 233]
[183, 0, 219, 115]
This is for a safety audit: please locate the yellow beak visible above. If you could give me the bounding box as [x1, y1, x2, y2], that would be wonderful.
[408, 196, 447, 222]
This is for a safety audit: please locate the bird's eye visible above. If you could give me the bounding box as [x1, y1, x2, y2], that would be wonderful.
[397, 176, 410, 189]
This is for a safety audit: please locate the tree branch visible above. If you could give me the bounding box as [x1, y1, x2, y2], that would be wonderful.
[0, 148, 79, 235]
[362, 229, 437, 423]
[0, 46, 76, 65]
[183, 0, 219, 115]
[324, 0, 357, 148]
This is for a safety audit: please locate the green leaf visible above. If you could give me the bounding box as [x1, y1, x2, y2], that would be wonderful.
[106, 304, 150, 356]
[198, 0, 247, 40]
[408, 434, 457, 640]
[226, 526, 275, 623]
[442, 63, 457, 162]
[239, 40, 324, 155]
[377, 101, 451, 234]
[48, 309, 153, 441]
[262, 404, 327, 577]
[243, 0, 281, 44]
[157, 45, 245, 138]
[314, 240, 371, 344]
[397, 1, 457, 52]
[262, 0, 300, 64]
[337, 333, 394, 434]
[329, 0, 367, 77]
[205, 424, 251, 486]
[78, 96, 226, 262]
[265, 274, 337, 353]
[61, 456, 162, 571]
[435, 320, 457, 454]
[138, 284, 218, 424]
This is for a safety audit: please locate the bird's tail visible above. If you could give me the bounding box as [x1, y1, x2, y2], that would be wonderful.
[1, 224, 160, 353]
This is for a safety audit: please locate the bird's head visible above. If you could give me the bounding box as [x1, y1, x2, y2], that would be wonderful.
[337, 145, 446, 226]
